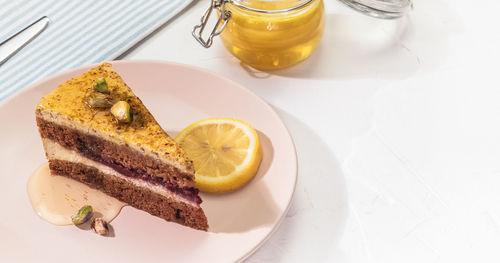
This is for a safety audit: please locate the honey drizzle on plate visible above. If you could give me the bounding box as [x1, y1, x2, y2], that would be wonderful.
[27, 163, 125, 225]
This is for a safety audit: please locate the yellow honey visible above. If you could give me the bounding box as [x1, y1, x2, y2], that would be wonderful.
[219, 0, 325, 70]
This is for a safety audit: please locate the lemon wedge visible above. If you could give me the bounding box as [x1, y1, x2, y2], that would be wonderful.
[175, 118, 262, 193]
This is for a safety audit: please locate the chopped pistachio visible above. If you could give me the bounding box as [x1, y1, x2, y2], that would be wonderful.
[91, 218, 109, 236]
[93, 77, 109, 94]
[71, 205, 93, 225]
[111, 101, 131, 123]
[130, 109, 144, 127]
[85, 92, 113, 109]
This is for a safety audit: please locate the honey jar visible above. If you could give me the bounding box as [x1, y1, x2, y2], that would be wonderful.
[193, 0, 325, 70]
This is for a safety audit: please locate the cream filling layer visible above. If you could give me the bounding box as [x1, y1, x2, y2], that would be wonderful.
[42, 138, 197, 206]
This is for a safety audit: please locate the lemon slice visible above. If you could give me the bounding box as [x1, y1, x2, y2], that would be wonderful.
[175, 118, 263, 193]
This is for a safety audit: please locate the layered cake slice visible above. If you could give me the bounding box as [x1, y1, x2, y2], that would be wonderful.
[35, 63, 208, 231]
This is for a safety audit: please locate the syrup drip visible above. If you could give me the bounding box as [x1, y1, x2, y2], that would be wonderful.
[27, 163, 125, 225]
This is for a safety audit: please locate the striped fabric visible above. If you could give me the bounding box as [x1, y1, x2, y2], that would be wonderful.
[0, 0, 193, 102]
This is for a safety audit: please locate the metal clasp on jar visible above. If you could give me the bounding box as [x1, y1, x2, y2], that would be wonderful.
[192, 0, 232, 48]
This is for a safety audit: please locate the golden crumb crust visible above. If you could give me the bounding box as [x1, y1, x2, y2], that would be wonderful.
[35, 63, 194, 175]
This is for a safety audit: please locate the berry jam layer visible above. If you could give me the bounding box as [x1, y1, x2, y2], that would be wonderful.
[86, 152, 201, 204]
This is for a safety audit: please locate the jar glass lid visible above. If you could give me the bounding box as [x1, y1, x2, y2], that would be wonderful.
[337, 0, 413, 19]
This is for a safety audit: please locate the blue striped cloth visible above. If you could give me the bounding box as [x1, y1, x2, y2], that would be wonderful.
[0, 0, 193, 102]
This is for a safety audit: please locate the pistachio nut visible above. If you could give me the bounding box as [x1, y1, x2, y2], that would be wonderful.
[91, 218, 109, 236]
[71, 205, 93, 225]
[93, 77, 109, 94]
[85, 92, 113, 109]
[111, 101, 132, 123]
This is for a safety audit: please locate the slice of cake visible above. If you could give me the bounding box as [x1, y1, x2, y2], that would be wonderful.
[35, 63, 208, 231]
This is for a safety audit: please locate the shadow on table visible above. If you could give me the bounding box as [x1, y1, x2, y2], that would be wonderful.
[271, 13, 419, 80]
[248, 108, 349, 262]
[241, 0, 459, 81]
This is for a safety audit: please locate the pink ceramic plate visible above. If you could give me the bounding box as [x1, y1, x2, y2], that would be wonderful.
[0, 60, 297, 263]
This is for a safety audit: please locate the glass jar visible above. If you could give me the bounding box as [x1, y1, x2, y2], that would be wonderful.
[193, 0, 325, 70]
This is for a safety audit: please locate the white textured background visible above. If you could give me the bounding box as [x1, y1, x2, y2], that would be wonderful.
[125, 0, 500, 262]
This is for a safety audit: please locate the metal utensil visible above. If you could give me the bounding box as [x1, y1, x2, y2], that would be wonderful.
[0, 16, 50, 66]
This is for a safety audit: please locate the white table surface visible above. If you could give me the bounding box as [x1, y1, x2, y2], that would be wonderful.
[123, 0, 500, 262]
